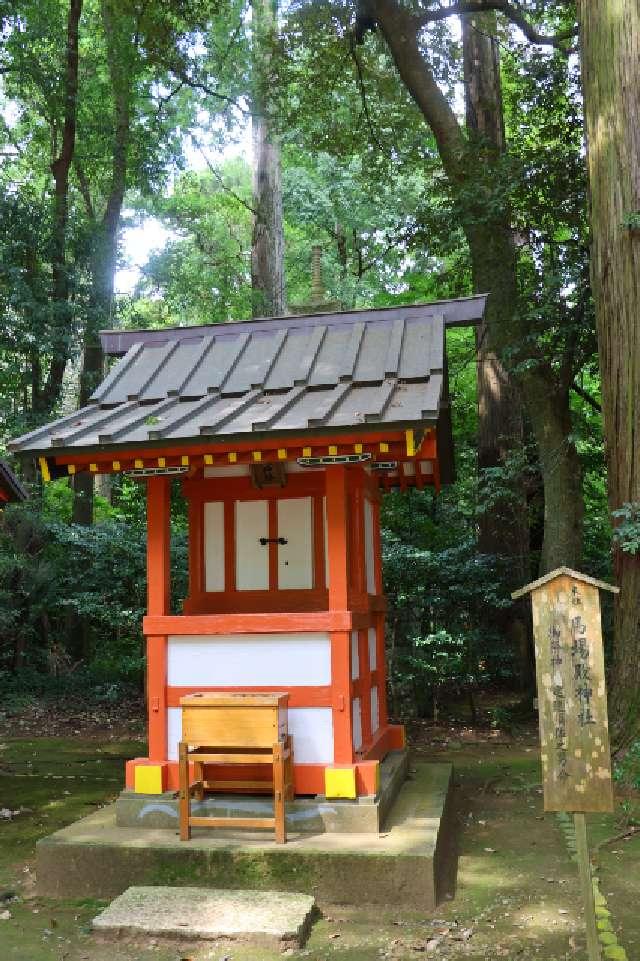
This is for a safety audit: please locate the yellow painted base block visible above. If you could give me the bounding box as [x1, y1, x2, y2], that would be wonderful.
[134, 764, 165, 795]
[325, 766, 357, 800]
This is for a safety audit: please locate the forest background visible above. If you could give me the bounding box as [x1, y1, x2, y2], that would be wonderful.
[0, 0, 637, 749]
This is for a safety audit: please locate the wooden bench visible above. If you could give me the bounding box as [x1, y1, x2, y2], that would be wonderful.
[178, 692, 294, 844]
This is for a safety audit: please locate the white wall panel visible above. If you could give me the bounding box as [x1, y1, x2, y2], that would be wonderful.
[167, 707, 182, 761]
[235, 499, 269, 590]
[352, 698, 362, 752]
[368, 627, 377, 672]
[370, 686, 379, 735]
[364, 497, 376, 594]
[351, 630, 359, 680]
[167, 633, 332, 686]
[288, 708, 334, 763]
[204, 501, 225, 592]
[277, 497, 313, 589]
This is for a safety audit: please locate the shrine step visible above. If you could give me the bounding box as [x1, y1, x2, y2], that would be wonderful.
[92, 885, 317, 947]
[36, 763, 456, 909]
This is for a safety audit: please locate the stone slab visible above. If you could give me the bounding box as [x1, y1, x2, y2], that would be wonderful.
[37, 762, 456, 909]
[92, 885, 316, 946]
[116, 749, 410, 834]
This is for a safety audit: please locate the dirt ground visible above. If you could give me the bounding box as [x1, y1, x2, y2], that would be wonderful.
[0, 714, 637, 961]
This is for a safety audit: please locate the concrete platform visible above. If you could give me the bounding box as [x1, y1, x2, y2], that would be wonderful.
[92, 886, 316, 946]
[37, 762, 457, 909]
[116, 749, 409, 834]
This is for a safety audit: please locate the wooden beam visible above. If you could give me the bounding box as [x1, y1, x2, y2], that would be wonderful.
[143, 611, 353, 635]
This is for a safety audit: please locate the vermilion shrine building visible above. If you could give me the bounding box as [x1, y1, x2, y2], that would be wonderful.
[10, 295, 486, 802]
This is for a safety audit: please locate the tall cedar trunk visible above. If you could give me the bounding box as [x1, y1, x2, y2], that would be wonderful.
[41, 0, 83, 415]
[461, 16, 530, 681]
[373, 0, 585, 683]
[578, 0, 640, 743]
[251, 0, 286, 317]
[72, 0, 131, 525]
[462, 13, 583, 577]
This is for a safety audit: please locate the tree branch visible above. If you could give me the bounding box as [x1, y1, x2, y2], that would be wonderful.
[168, 65, 249, 114]
[571, 380, 602, 413]
[73, 159, 95, 222]
[372, 0, 467, 184]
[348, 34, 385, 150]
[190, 136, 257, 216]
[414, 2, 577, 50]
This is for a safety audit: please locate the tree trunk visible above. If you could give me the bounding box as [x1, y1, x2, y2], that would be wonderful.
[461, 12, 583, 574]
[372, 0, 587, 685]
[72, 0, 131, 525]
[462, 14, 528, 563]
[522, 374, 583, 571]
[461, 14, 530, 684]
[41, 0, 83, 415]
[578, 0, 640, 744]
[251, 0, 286, 318]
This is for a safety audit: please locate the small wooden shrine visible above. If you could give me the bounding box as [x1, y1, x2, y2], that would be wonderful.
[10, 295, 486, 802]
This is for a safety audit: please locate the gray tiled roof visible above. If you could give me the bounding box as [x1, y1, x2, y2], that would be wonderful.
[9, 296, 486, 457]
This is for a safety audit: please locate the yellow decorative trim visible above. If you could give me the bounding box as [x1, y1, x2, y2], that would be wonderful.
[303, 446, 312, 457]
[277, 448, 287, 460]
[134, 765, 164, 795]
[325, 767, 357, 800]
[328, 445, 338, 456]
[204, 454, 213, 466]
[228, 452, 237, 463]
[252, 451, 262, 462]
[89, 463, 98, 473]
[67, 465, 76, 476]
[157, 457, 166, 468]
[379, 442, 389, 454]
[354, 443, 363, 454]
[112, 461, 121, 471]
[134, 459, 144, 469]
[181, 455, 189, 466]
[38, 457, 51, 482]
[405, 429, 416, 457]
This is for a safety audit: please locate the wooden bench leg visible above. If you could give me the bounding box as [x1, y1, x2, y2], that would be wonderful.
[273, 741, 286, 844]
[285, 735, 295, 801]
[194, 760, 204, 801]
[178, 741, 191, 841]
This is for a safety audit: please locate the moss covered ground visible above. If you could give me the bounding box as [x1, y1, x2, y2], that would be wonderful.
[0, 726, 638, 960]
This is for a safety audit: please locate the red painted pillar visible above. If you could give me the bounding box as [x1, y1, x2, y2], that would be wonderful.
[326, 466, 354, 764]
[146, 476, 171, 763]
[372, 493, 389, 728]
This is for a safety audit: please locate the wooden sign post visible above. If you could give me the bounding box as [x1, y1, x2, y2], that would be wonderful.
[513, 568, 619, 961]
